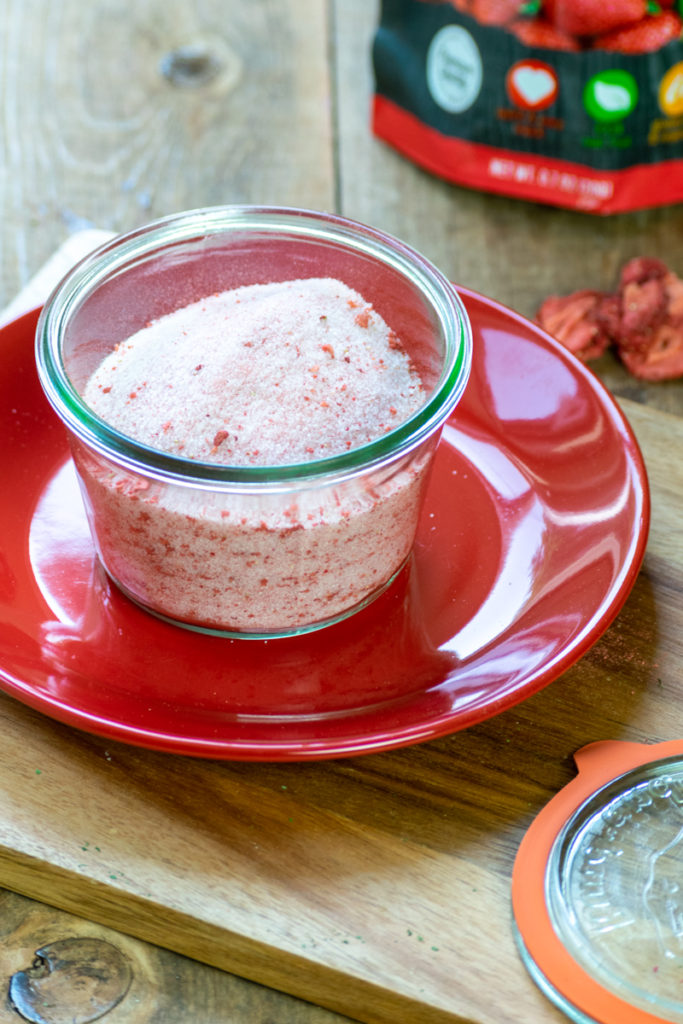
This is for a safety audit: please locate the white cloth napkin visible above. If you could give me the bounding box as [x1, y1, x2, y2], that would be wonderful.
[0, 229, 115, 327]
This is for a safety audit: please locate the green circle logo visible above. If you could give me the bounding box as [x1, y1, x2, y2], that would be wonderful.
[583, 70, 639, 123]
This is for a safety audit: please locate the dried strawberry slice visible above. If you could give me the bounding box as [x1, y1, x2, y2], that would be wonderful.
[619, 257, 669, 286]
[536, 290, 612, 360]
[615, 265, 683, 379]
[618, 278, 669, 352]
[618, 323, 683, 380]
[664, 270, 683, 319]
[537, 258, 683, 380]
[614, 257, 674, 354]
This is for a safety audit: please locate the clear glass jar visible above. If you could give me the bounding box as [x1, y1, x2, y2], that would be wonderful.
[513, 740, 683, 1024]
[36, 206, 472, 638]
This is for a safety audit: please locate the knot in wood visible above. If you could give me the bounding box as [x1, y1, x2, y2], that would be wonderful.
[159, 45, 222, 87]
[9, 937, 132, 1024]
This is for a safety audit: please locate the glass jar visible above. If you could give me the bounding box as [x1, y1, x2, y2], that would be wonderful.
[36, 206, 472, 638]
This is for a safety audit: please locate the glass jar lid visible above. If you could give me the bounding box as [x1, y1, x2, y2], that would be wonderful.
[513, 739, 683, 1023]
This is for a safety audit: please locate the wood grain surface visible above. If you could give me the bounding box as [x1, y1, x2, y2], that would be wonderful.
[0, 396, 679, 1024]
[0, 1, 682, 1023]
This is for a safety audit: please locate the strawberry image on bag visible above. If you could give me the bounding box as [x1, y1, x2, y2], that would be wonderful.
[372, 0, 683, 213]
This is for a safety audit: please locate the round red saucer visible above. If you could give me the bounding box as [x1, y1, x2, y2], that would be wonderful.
[0, 291, 649, 759]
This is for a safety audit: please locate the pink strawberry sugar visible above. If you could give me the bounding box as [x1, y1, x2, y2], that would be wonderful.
[85, 278, 423, 464]
[77, 277, 431, 633]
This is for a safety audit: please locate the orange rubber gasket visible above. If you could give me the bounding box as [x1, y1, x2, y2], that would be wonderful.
[512, 738, 683, 1024]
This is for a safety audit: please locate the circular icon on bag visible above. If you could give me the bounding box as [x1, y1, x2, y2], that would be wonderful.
[659, 61, 683, 117]
[506, 60, 559, 111]
[426, 25, 483, 114]
[583, 70, 639, 123]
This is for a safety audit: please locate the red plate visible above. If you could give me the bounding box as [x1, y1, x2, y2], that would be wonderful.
[0, 292, 649, 760]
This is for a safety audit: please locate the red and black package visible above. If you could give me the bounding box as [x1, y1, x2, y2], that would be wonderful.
[372, 0, 683, 213]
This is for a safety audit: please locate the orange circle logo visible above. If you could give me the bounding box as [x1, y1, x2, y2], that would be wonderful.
[659, 62, 683, 117]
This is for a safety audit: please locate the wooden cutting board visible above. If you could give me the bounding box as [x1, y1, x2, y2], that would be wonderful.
[0, 398, 681, 1024]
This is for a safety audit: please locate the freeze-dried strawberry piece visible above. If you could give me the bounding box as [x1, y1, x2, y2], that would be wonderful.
[593, 292, 622, 340]
[664, 270, 683, 319]
[538, 259, 683, 380]
[619, 256, 669, 287]
[592, 10, 683, 52]
[613, 258, 670, 352]
[536, 290, 612, 360]
[614, 263, 683, 378]
[618, 278, 669, 351]
[618, 324, 683, 380]
[509, 16, 580, 49]
[545, 0, 647, 38]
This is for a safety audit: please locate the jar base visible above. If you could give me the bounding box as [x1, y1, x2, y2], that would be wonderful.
[104, 558, 410, 640]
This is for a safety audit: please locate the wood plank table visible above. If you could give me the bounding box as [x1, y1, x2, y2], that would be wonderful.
[0, 3, 682, 1023]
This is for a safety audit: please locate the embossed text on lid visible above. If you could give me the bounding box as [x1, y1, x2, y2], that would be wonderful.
[513, 739, 683, 1024]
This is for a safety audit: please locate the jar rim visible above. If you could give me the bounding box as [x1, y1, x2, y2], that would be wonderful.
[36, 205, 472, 486]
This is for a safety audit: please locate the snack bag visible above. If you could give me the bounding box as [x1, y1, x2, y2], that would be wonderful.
[372, 0, 683, 213]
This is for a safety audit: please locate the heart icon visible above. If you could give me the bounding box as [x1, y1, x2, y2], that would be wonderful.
[506, 61, 558, 111]
[512, 67, 555, 105]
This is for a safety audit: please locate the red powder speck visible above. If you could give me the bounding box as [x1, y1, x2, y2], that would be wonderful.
[355, 309, 371, 328]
